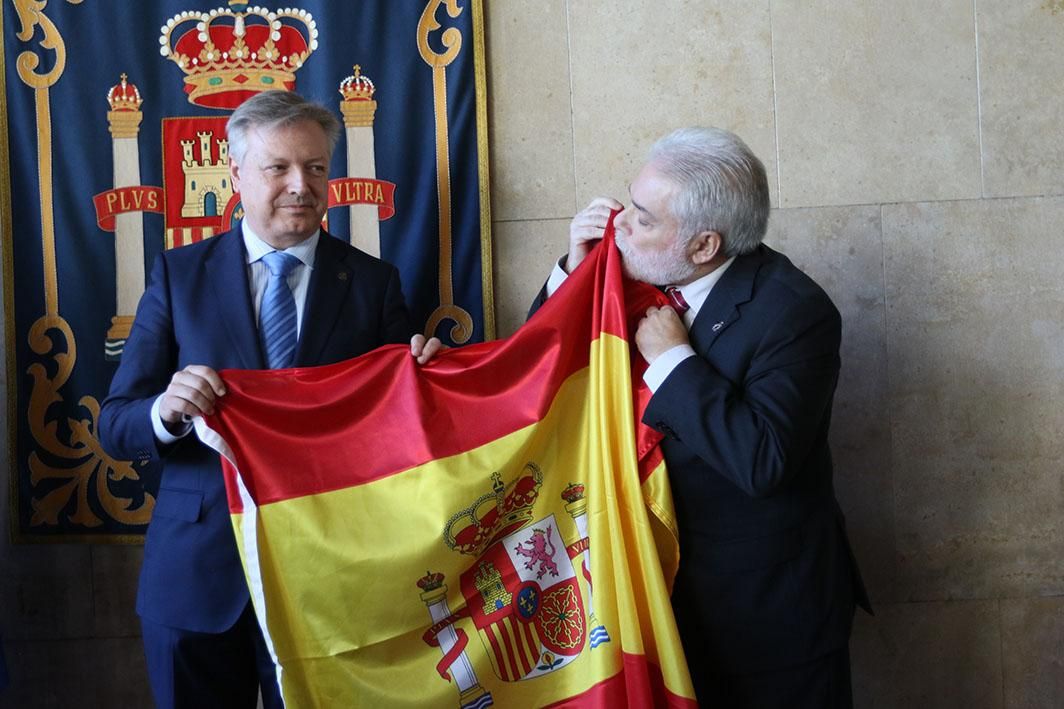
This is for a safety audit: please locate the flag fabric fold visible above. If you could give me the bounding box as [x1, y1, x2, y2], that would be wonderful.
[196, 222, 696, 707]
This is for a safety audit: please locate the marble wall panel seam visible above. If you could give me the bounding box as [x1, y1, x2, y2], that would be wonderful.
[768, 1, 784, 204]
[492, 217, 572, 226]
[490, 209, 580, 222]
[860, 194, 1064, 212]
[878, 201, 905, 608]
[563, 0, 579, 215]
[973, 0, 988, 199]
[900, 590, 1064, 604]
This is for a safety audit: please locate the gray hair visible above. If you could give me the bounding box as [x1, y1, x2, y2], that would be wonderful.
[648, 127, 770, 257]
[226, 90, 341, 165]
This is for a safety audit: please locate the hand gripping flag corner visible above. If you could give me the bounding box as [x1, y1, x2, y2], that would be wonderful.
[195, 220, 697, 707]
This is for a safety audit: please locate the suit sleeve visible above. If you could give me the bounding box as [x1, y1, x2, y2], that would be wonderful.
[526, 283, 550, 320]
[527, 254, 569, 320]
[643, 295, 841, 498]
[99, 255, 178, 465]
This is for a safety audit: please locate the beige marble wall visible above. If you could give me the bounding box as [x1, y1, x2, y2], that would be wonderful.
[487, 0, 1064, 705]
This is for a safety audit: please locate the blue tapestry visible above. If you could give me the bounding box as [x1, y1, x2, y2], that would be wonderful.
[2, 0, 492, 539]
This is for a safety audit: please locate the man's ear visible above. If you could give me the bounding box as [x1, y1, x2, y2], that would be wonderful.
[228, 158, 241, 193]
[689, 230, 723, 265]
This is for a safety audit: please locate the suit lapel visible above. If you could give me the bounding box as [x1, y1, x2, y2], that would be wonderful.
[688, 247, 766, 354]
[295, 232, 354, 366]
[206, 229, 264, 369]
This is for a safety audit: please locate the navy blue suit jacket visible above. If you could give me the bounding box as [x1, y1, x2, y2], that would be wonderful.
[642, 245, 871, 676]
[100, 227, 413, 633]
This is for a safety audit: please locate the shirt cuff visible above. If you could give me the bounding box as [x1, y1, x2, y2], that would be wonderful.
[643, 344, 696, 392]
[545, 258, 569, 298]
[151, 394, 193, 445]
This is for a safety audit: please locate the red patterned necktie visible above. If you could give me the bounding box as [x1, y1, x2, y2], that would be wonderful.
[664, 286, 690, 316]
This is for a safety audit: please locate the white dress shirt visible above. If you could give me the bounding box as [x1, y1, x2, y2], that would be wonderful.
[151, 222, 320, 443]
[546, 255, 735, 392]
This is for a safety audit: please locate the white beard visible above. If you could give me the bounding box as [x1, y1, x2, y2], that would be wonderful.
[615, 230, 697, 286]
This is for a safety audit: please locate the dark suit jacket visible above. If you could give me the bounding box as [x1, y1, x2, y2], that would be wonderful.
[532, 243, 870, 678]
[100, 227, 413, 634]
[643, 244, 871, 676]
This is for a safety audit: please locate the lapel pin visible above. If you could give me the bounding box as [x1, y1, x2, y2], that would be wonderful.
[338, 271, 349, 281]
[712, 321, 724, 332]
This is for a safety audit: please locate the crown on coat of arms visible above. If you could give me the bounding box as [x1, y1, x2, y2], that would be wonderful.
[443, 464, 544, 557]
[339, 65, 375, 102]
[416, 571, 445, 592]
[158, 1, 318, 109]
[107, 74, 143, 112]
[561, 482, 585, 504]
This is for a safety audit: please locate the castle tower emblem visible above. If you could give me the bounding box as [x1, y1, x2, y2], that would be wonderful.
[178, 130, 233, 219]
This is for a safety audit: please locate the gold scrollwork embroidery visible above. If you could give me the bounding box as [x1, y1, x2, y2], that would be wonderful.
[13, 0, 152, 533]
[418, 0, 474, 344]
[13, 0, 80, 90]
[26, 316, 155, 528]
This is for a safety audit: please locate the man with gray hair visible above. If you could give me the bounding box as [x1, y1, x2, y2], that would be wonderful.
[101, 90, 440, 708]
[534, 127, 870, 707]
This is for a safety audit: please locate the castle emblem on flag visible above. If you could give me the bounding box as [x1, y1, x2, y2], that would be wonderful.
[418, 465, 610, 706]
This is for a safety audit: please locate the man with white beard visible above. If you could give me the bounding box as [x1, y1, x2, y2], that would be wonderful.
[533, 127, 872, 708]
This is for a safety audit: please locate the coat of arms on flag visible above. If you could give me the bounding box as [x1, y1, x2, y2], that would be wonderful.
[419, 466, 609, 703]
[2, 0, 491, 540]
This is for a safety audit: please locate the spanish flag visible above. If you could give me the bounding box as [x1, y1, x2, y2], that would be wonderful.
[196, 223, 697, 707]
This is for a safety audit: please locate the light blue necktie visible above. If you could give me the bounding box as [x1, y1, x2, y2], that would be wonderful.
[259, 251, 301, 369]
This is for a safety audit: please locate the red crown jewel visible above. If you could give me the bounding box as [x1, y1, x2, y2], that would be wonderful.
[159, 2, 318, 109]
[444, 464, 544, 557]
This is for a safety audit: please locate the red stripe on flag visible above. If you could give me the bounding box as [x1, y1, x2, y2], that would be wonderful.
[541, 652, 697, 708]
[499, 621, 525, 681]
[638, 443, 666, 484]
[519, 620, 539, 676]
[481, 625, 506, 680]
[211, 218, 670, 509]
